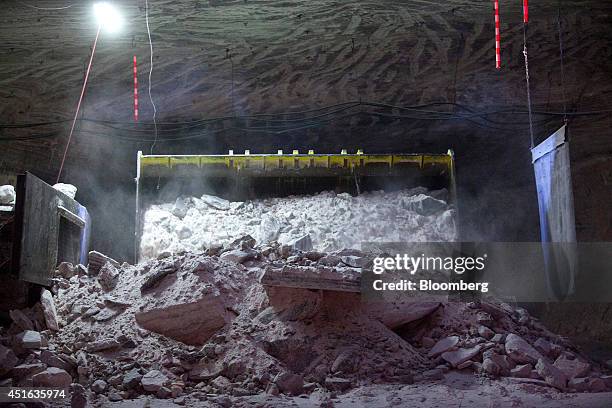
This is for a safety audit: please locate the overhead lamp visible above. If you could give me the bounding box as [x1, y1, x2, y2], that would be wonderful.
[93, 2, 123, 34]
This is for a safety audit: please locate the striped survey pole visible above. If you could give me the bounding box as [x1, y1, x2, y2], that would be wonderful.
[523, 0, 529, 23]
[133, 55, 139, 121]
[494, 0, 501, 69]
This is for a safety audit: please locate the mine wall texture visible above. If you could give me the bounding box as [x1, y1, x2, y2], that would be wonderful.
[1, 1, 611, 343]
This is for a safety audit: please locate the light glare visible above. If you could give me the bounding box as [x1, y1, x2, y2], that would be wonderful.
[93, 2, 123, 33]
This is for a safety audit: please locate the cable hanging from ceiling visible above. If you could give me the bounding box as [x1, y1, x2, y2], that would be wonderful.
[557, 0, 568, 126]
[521, 0, 535, 149]
[18, 1, 74, 10]
[2, 101, 611, 143]
[145, 0, 158, 154]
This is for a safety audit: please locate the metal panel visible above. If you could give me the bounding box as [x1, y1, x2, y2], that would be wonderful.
[18, 173, 87, 286]
[532, 126, 577, 301]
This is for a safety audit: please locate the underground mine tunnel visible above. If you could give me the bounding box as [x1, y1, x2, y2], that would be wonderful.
[1, 0, 612, 407]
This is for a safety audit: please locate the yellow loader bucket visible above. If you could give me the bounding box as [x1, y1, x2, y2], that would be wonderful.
[134, 149, 457, 259]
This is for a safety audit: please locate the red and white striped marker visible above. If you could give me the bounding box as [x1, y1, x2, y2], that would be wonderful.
[494, 0, 501, 69]
[523, 0, 529, 23]
[133, 55, 139, 121]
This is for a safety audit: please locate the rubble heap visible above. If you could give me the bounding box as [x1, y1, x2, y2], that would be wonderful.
[1, 239, 611, 406]
[139, 188, 456, 260]
[1, 190, 611, 406]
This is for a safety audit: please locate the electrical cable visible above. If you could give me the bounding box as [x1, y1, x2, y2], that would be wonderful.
[2, 102, 612, 143]
[55, 24, 101, 183]
[3, 101, 612, 130]
[522, 23, 535, 148]
[557, 0, 568, 125]
[18, 1, 73, 10]
[145, 0, 158, 154]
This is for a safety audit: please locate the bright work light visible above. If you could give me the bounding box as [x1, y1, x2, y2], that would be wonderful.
[93, 2, 123, 33]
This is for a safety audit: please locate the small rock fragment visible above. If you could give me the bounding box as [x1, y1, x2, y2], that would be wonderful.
[553, 353, 591, 380]
[324, 376, 351, 391]
[123, 369, 143, 389]
[91, 379, 107, 393]
[71, 383, 87, 408]
[201, 194, 230, 210]
[10, 363, 46, 379]
[568, 377, 590, 392]
[211, 376, 232, 392]
[478, 325, 495, 340]
[141, 370, 168, 392]
[331, 350, 357, 374]
[511, 364, 533, 378]
[533, 337, 552, 356]
[0, 344, 18, 376]
[87, 251, 119, 276]
[403, 194, 447, 215]
[429, 336, 459, 357]
[0, 185, 15, 204]
[274, 371, 304, 395]
[588, 378, 607, 392]
[441, 346, 482, 368]
[482, 358, 500, 376]
[421, 368, 444, 380]
[32, 367, 72, 388]
[57, 262, 76, 279]
[16, 330, 42, 349]
[220, 249, 256, 264]
[535, 358, 567, 390]
[287, 234, 313, 252]
[9, 309, 34, 331]
[98, 262, 119, 291]
[40, 289, 59, 331]
[504, 333, 542, 364]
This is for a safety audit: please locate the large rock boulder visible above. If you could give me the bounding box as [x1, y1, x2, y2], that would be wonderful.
[135, 295, 230, 345]
[135, 256, 245, 345]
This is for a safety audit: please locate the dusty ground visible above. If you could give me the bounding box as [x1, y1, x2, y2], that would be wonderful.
[1, 192, 611, 407]
[46, 372, 612, 407]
